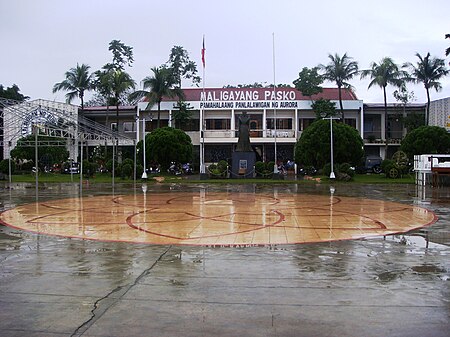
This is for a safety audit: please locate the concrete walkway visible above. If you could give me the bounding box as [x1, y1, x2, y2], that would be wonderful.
[0, 182, 449, 337]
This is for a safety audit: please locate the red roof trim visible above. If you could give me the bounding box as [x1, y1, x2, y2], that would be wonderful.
[83, 105, 136, 111]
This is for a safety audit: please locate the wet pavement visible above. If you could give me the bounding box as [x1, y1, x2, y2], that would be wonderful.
[0, 182, 449, 337]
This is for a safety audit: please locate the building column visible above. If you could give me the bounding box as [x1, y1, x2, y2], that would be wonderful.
[359, 106, 364, 139]
[263, 108, 267, 137]
[381, 112, 386, 140]
[168, 109, 172, 127]
[294, 108, 298, 139]
[231, 109, 235, 135]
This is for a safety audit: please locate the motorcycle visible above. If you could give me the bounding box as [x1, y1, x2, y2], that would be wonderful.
[167, 162, 182, 175]
[182, 163, 193, 174]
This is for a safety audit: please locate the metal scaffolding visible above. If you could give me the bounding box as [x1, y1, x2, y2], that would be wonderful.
[0, 98, 136, 187]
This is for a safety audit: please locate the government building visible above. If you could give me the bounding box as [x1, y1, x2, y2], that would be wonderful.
[84, 87, 432, 167]
[2, 86, 449, 170]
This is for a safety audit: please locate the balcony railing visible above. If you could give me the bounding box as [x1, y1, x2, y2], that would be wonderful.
[265, 129, 295, 138]
[203, 129, 296, 138]
[364, 130, 404, 142]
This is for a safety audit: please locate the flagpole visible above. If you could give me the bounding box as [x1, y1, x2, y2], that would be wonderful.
[272, 32, 278, 174]
[200, 35, 206, 174]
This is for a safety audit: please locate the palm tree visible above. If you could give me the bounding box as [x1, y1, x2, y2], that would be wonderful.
[130, 66, 184, 128]
[94, 66, 115, 127]
[445, 34, 450, 57]
[361, 57, 406, 152]
[52, 63, 94, 113]
[404, 52, 449, 125]
[110, 69, 136, 131]
[320, 53, 359, 122]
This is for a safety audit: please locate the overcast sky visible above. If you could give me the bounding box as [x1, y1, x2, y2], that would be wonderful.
[1, 0, 449, 105]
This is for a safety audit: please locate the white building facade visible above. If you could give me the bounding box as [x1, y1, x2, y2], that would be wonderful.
[137, 87, 363, 165]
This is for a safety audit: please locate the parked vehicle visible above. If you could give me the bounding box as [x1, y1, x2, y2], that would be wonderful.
[364, 155, 382, 173]
[148, 163, 161, 174]
[182, 163, 193, 174]
[62, 161, 80, 174]
[167, 162, 182, 175]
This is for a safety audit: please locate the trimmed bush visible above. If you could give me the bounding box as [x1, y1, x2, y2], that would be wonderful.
[0, 159, 15, 174]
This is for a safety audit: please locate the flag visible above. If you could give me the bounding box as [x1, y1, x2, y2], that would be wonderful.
[201, 35, 205, 68]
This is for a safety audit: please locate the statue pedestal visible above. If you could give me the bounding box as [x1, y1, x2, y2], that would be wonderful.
[231, 152, 256, 178]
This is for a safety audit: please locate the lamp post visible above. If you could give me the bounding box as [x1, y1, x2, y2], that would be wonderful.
[141, 117, 147, 180]
[138, 113, 152, 180]
[322, 115, 340, 179]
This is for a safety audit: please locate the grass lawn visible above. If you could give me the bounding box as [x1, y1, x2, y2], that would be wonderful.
[3, 172, 416, 184]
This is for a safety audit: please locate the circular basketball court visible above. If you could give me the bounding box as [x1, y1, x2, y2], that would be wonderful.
[0, 192, 437, 246]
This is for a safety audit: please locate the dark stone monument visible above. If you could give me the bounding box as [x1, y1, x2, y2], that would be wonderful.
[232, 112, 256, 178]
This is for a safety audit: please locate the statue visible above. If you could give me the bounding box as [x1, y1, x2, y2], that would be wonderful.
[236, 112, 252, 152]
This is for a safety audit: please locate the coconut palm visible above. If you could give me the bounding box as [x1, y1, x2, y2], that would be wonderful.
[403, 52, 449, 125]
[93, 66, 115, 127]
[130, 66, 184, 128]
[52, 63, 94, 112]
[320, 53, 359, 122]
[445, 34, 450, 57]
[361, 57, 406, 150]
[110, 69, 136, 131]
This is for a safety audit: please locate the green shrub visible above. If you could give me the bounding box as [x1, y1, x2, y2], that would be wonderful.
[136, 164, 144, 178]
[122, 158, 134, 167]
[323, 162, 354, 181]
[121, 163, 133, 179]
[106, 159, 119, 175]
[381, 159, 395, 173]
[208, 161, 227, 178]
[217, 160, 228, 173]
[0, 159, 15, 174]
[82, 160, 98, 178]
[255, 161, 266, 176]
[338, 163, 354, 177]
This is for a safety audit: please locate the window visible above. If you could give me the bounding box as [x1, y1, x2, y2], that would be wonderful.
[179, 119, 200, 131]
[205, 119, 230, 130]
[110, 122, 118, 131]
[299, 118, 315, 131]
[266, 118, 292, 130]
[344, 119, 357, 128]
[123, 122, 136, 132]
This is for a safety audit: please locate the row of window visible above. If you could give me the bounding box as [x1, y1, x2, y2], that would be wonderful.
[113, 118, 359, 133]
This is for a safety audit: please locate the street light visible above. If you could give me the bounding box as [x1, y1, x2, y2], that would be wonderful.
[141, 117, 147, 180]
[322, 115, 340, 179]
[137, 113, 152, 180]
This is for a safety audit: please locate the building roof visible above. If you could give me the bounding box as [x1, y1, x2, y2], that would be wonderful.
[83, 105, 136, 111]
[364, 103, 426, 109]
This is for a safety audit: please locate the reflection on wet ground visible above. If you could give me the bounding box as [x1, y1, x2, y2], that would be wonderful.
[0, 182, 449, 336]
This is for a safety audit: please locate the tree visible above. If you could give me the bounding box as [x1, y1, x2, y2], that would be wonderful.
[311, 98, 337, 119]
[111, 70, 136, 130]
[403, 53, 449, 125]
[320, 53, 359, 121]
[109, 39, 134, 70]
[130, 66, 184, 128]
[10, 135, 69, 169]
[400, 125, 450, 160]
[293, 67, 323, 99]
[445, 33, 450, 57]
[92, 67, 114, 128]
[144, 127, 193, 170]
[0, 84, 29, 101]
[52, 63, 94, 112]
[393, 84, 424, 132]
[360, 57, 406, 152]
[172, 100, 193, 129]
[295, 119, 364, 169]
[166, 46, 200, 87]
